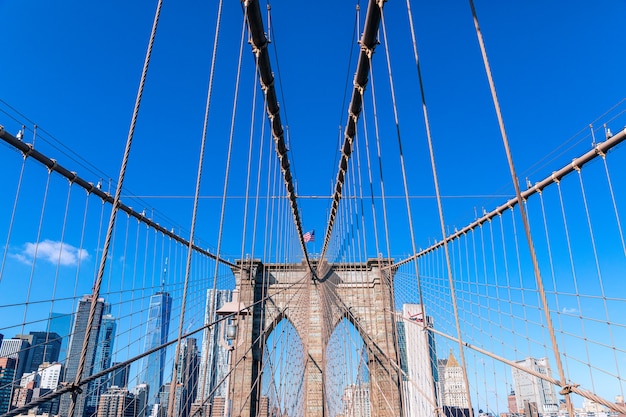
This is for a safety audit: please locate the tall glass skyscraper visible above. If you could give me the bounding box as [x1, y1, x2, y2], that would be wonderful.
[59, 295, 105, 417]
[86, 312, 116, 415]
[14, 331, 61, 374]
[140, 292, 172, 407]
[49, 312, 73, 363]
[177, 337, 199, 417]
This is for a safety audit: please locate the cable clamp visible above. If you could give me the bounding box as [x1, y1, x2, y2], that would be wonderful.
[596, 146, 606, 158]
[49, 158, 58, 173]
[360, 41, 376, 58]
[251, 39, 269, 55]
[559, 383, 579, 395]
[59, 381, 83, 398]
[259, 77, 274, 92]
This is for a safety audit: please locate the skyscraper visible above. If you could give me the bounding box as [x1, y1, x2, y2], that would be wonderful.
[49, 312, 73, 363]
[59, 295, 106, 417]
[11, 380, 35, 409]
[157, 383, 182, 417]
[39, 362, 63, 389]
[18, 362, 64, 415]
[397, 304, 438, 417]
[96, 386, 135, 417]
[174, 338, 199, 417]
[139, 292, 172, 407]
[0, 358, 17, 413]
[342, 383, 371, 417]
[438, 350, 470, 412]
[111, 363, 130, 388]
[15, 331, 61, 374]
[131, 384, 149, 417]
[87, 312, 117, 416]
[0, 337, 30, 380]
[512, 357, 558, 416]
[197, 289, 232, 406]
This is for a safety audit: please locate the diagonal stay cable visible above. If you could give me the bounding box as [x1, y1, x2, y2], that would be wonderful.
[0, 272, 308, 417]
[167, 0, 227, 414]
[428, 326, 626, 416]
[67, 2, 163, 416]
[468, 1, 572, 415]
[319, 0, 383, 263]
[242, 0, 312, 272]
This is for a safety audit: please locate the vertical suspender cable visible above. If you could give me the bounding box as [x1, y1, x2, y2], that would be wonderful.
[601, 156, 626, 256]
[195, 0, 227, 405]
[467, 2, 573, 416]
[19, 170, 50, 337]
[360, 108, 381, 258]
[382, 3, 452, 413]
[222, 13, 251, 417]
[0, 149, 26, 284]
[404, 1, 474, 414]
[365, 40, 403, 415]
[320, 0, 382, 262]
[167, 0, 225, 414]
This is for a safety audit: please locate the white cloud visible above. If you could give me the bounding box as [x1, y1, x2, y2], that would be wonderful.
[13, 240, 89, 266]
[562, 307, 578, 315]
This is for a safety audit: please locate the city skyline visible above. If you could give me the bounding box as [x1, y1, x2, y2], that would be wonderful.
[0, 290, 624, 417]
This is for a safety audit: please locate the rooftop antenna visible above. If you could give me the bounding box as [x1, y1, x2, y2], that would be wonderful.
[162, 257, 168, 291]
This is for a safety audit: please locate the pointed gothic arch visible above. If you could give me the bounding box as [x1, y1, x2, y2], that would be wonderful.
[228, 259, 402, 417]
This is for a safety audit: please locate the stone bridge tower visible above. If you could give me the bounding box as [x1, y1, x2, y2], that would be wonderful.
[226, 258, 402, 417]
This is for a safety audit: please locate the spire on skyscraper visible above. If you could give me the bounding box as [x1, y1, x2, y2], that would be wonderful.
[446, 349, 460, 368]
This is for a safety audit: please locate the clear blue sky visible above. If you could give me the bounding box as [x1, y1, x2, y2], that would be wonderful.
[2, 0, 626, 255]
[1, 0, 626, 412]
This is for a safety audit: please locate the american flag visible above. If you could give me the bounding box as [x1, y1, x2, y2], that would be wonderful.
[408, 310, 424, 322]
[303, 230, 315, 243]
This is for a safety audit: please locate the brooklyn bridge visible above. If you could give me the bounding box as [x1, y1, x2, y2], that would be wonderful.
[0, 1, 625, 417]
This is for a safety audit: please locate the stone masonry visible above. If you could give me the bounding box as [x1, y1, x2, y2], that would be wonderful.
[227, 259, 402, 417]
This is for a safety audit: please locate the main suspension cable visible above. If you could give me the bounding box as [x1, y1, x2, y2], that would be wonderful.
[243, 0, 312, 271]
[320, 0, 383, 262]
